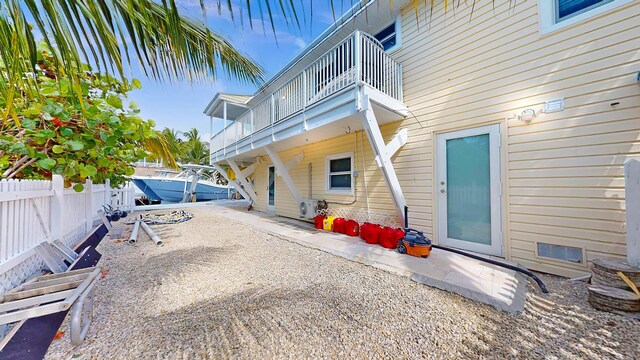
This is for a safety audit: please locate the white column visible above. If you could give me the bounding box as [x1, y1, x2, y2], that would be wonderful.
[625, 159, 640, 267]
[84, 178, 94, 232]
[50, 175, 64, 242]
[223, 102, 227, 157]
[209, 115, 213, 164]
[250, 109, 254, 146]
[270, 94, 276, 141]
[354, 31, 361, 85]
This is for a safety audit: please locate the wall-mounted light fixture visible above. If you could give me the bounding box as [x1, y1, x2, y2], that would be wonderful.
[519, 109, 536, 124]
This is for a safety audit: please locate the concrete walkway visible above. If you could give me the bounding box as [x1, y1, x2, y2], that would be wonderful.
[204, 200, 528, 312]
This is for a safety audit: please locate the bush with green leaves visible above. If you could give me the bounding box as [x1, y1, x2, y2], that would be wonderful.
[0, 49, 173, 189]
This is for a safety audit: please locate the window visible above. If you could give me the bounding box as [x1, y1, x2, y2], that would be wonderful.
[536, 242, 584, 264]
[556, 0, 613, 21]
[326, 153, 353, 194]
[539, 0, 632, 34]
[373, 16, 401, 52]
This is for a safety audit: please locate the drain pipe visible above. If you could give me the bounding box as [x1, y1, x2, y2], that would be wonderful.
[140, 222, 164, 247]
[128, 221, 140, 244]
[430, 244, 549, 294]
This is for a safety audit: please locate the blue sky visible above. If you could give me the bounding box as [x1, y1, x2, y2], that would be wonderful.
[127, 1, 346, 141]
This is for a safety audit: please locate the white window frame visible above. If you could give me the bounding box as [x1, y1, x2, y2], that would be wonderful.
[374, 15, 402, 53]
[539, 0, 634, 34]
[325, 152, 354, 195]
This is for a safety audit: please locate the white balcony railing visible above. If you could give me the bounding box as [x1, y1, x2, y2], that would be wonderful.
[211, 31, 402, 155]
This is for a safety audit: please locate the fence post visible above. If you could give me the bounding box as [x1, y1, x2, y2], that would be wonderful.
[129, 183, 136, 212]
[50, 175, 64, 243]
[104, 179, 111, 210]
[625, 159, 640, 267]
[84, 178, 94, 232]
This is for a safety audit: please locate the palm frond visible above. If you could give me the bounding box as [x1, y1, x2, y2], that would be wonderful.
[143, 130, 179, 169]
[1, 0, 265, 121]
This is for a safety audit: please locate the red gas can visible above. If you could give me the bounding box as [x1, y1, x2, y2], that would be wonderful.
[379, 227, 396, 249]
[333, 218, 346, 233]
[345, 220, 359, 236]
[395, 228, 405, 242]
[314, 215, 325, 229]
[365, 224, 382, 244]
[360, 222, 372, 240]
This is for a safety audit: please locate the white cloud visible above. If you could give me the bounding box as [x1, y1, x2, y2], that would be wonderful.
[293, 37, 306, 51]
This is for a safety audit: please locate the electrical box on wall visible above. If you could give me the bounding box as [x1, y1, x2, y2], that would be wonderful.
[544, 98, 564, 113]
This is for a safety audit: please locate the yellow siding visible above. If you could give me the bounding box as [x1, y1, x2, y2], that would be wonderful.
[252, 130, 400, 224]
[392, 0, 640, 277]
[248, 0, 640, 278]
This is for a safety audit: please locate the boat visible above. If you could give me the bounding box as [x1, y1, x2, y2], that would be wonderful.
[131, 165, 233, 203]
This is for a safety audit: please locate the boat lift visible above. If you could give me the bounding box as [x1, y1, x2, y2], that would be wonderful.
[180, 166, 204, 203]
[179, 164, 248, 204]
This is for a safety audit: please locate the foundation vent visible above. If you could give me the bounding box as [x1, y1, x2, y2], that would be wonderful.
[537, 243, 583, 264]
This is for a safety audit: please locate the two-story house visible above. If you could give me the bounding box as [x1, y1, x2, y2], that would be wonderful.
[204, 0, 640, 277]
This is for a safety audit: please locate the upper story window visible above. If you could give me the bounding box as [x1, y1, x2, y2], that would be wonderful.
[557, 0, 613, 21]
[326, 153, 353, 194]
[539, 0, 632, 34]
[374, 16, 401, 52]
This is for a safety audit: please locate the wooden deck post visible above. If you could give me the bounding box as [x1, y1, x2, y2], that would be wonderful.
[625, 159, 640, 267]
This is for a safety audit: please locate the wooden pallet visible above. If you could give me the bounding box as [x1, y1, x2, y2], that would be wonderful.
[0, 267, 101, 327]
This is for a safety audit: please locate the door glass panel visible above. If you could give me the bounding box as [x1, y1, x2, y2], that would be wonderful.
[446, 134, 491, 245]
[268, 166, 275, 206]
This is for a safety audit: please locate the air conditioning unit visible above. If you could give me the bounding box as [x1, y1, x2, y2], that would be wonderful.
[299, 199, 317, 219]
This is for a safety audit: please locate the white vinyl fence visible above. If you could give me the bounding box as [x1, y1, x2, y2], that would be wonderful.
[0, 175, 132, 294]
[111, 182, 136, 213]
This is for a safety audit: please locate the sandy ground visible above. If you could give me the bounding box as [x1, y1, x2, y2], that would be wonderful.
[46, 207, 640, 359]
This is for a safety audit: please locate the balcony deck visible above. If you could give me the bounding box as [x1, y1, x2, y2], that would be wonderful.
[210, 31, 407, 162]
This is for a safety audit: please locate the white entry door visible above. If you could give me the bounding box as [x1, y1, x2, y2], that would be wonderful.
[436, 124, 503, 256]
[267, 165, 276, 212]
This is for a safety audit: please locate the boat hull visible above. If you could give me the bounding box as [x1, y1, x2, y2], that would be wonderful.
[131, 178, 229, 203]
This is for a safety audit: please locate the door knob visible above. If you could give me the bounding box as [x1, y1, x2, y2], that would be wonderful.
[440, 189, 446, 193]
[440, 181, 445, 185]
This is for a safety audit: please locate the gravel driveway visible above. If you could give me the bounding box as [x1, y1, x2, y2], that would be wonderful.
[46, 207, 640, 359]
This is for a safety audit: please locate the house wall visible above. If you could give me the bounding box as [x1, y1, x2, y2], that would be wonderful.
[250, 0, 640, 278]
[251, 129, 402, 224]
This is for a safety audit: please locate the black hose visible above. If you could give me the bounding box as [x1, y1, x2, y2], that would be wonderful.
[431, 244, 549, 294]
